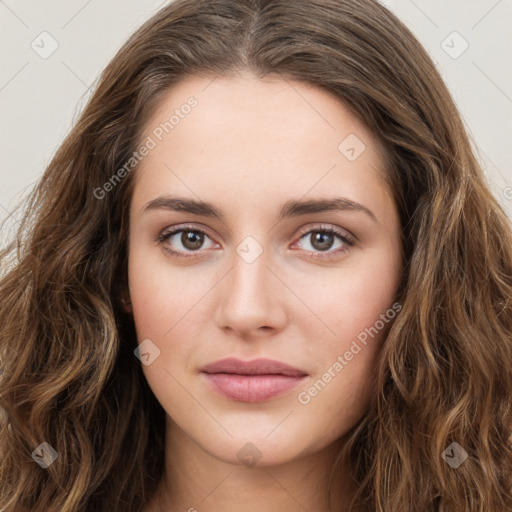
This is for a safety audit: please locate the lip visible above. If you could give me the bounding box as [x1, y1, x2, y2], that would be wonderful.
[200, 357, 308, 402]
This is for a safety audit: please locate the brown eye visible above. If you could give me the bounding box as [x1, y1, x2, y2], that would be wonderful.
[309, 231, 336, 251]
[293, 225, 355, 258]
[180, 231, 205, 251]
[157, 226, 218, 258]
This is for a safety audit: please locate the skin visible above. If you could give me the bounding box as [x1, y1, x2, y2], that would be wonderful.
[124, 72, 403, 512]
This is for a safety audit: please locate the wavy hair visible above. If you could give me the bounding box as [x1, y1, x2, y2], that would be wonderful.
[1, 0, 511, 510]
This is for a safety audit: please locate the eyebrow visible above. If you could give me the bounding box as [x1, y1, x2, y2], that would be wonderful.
[141, 195, 378, 223]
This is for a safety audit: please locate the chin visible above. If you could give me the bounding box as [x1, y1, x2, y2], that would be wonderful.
[195, 429, 315, 468]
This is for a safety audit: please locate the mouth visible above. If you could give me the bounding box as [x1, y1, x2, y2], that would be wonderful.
[200, 357, 308, 403]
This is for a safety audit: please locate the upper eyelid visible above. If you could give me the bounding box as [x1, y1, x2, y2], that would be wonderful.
[295, 223, 354, 241]
[161, 223, 218, 242]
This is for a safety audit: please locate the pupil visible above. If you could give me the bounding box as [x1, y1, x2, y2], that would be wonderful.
[312, 232, 333, 251]
[182, 231, 203, 250]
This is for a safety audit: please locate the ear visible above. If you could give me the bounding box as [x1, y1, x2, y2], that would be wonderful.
[120, 296, 133, 314]
[119, 289, 133, 314]
[113, 265, 132, 314]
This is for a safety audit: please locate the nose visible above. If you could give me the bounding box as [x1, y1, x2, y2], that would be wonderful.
[213, 245, 288, 339]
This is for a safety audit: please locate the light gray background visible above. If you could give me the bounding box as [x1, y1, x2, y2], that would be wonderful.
[1, 0, 511, 238]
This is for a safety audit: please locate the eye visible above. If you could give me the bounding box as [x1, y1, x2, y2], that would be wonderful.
[292, 224, 355, 258]
[157, 225, 218, 258]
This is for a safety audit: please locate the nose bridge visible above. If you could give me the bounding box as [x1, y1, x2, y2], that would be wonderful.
[229, 234, 273, 307]
[214, 232, 286, 333]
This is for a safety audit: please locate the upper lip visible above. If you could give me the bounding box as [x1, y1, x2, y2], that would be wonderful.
[200, 357, 308, 377]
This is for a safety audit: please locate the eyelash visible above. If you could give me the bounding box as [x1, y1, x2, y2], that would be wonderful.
[156, 224, 356, 260]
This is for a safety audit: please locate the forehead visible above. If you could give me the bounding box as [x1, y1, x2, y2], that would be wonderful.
[132, 73, 392, 222]
[140, 72, 382, 157]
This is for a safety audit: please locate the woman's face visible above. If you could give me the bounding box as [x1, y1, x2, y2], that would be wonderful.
[126, 73, 403, 466]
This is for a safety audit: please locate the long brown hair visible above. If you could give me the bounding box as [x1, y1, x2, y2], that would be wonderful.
[1, 0, 511, 510]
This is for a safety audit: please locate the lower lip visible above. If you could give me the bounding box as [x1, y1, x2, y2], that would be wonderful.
[202, 373, 307, 402]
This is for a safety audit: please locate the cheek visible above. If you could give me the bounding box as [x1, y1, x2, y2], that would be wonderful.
[127, 243, 200, 337]
[293, 249, 400, 420]
[298, 247, 401, 347]
[294, 353, 380, 455]
[294, 287, 397, 449]
[127, 249, 200, 411]
[127, 246, 217, 394]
